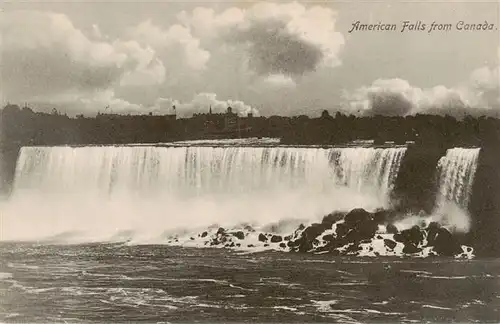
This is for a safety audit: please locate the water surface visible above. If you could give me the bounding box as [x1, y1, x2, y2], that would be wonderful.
[1, 244, 499, 323]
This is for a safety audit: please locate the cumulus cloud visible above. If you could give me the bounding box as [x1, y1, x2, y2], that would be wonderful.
[127, 20, 210, 70]
[27, 89, 142, 116]
[469, 65, 500, 108]
[344, 67, 500, 118]
[179, 2, 344, 79]
[343, 46, 500, 118]
[0, 10, 165, 102]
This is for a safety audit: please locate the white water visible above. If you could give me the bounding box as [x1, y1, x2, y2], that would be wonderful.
[1, 145, 406, 242]
[432, 148, 480, 232]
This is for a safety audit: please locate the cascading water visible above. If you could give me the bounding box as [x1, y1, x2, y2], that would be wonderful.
[436, 148, 480, 209]
[329, 148, 405, 203]
[432, 148, 480, 232]
[1, 145, 406, 242]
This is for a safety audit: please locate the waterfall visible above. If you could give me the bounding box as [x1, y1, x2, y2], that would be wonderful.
[2, 145, 406, 242]
[329, 148, 406, 203]
[432, 148, 480, 232]
[13, 146, 406, 201]
[436, 148, 480, 209]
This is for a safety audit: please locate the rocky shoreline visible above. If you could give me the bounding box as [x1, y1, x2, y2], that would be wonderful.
[161, 208, 474, 259]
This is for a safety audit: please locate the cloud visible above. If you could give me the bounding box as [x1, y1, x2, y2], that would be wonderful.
[344, 66, 500, 118]
[127, 20, 210, 70]
[179, 2, 344, 79]
[0, 11, 165, 102]
[261, 74, 297, 88]
[27, 89, 142, 116]
[469, 65, 500, 108]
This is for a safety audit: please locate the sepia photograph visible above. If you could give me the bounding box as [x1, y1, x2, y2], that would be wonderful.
[1, 0, 499, 323]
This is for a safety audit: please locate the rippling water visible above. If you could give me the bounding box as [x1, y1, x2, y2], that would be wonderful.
[1, 244, 499, 323]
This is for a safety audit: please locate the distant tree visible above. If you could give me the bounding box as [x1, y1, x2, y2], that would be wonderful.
[21, 106, 34, 114]
[335, 111, 345, 120]
[2, 104, 21, 115]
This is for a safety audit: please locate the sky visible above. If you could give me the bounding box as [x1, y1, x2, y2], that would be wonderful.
[1, 0, 499, 118]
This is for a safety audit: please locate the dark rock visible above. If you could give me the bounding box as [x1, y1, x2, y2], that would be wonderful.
[233, 231, 245, 240]
[303, 223, 328, 239]
[322, 234, 335, 241]
[344, 243, 363, 254]
[427, 221, 441, 231]
[244, 225, 255, 232]
[384, 239, 397, 250]
[403, 243, 422, 254]
[236, 243, 241, 247]
[386, 223, 399, 234]
[201, 231, 208, 238]
[297, 224, 305, 231]
[284, 235, 292, 241]
[264, 244, 269, 247]
[291, 236, 309, 253]
[270, 235, 283, 243]
[344, 208, 372, 228]
[258, 233, 268, 242]
[330, 249, 341, 256]
[290, 223, 330, 253]
[279, 243, 286, 248]
[190, 237, 195, 241]
[335, 222, 349, 237]
[356, 219, 378, 240]
[217, 227, 226, 235]
[376, 235, 383, 240]
[247, 244, 255, 248]
[393, 233, 404, 243]
[373, 209, 393, 224]
[433, 227, 462, 256]
[426, 222, 441, 246]
[399, 226, 424, 246]
[322, 212, 345, 227]
[342, 220, 378, 245]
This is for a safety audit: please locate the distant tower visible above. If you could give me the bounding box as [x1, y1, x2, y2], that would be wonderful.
[227, 106, 232, 115]
[209, 105, 212, 115]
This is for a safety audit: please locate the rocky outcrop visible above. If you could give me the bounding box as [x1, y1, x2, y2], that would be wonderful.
[181, 208, 474, 259]
[233, 231, 245, 240]
[386, 223, 399, 234]
[270, 235, 282, 243]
